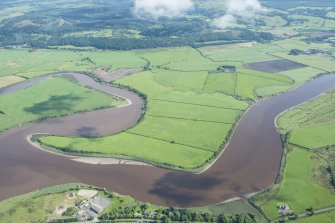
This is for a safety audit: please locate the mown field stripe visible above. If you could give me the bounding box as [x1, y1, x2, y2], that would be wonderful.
[151, 99, 245, 111]
[147, 114, 234, 124]
[126, 131, 216, 153]
[239, 71, 293, 84]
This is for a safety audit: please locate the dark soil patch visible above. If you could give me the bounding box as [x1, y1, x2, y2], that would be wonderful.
[244, 59, 307, 73]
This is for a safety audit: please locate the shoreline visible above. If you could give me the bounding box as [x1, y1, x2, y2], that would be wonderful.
[27, 134, 152, 167]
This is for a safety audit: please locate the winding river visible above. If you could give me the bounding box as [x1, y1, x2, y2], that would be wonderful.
[1, 72, 335, 207]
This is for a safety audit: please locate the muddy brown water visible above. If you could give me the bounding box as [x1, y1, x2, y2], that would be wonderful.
[1, 72, 335, 207]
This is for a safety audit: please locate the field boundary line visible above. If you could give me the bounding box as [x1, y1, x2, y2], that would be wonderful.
[238, 71, 293, 84]
[126, 132, 216, 153]
[147, 114, 234, 124]
[151, 98, 244, 111]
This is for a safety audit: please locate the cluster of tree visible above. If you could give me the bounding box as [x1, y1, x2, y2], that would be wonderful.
[289, 48, 331, 56]
[0, 0, 275, 50]
[48, 218, 79, 223]
[0, 28, 275, 50]
[99, 206, 258, 223]
[62, 207, 77, 217]
[290, 8, 329, 19]
[262, 0, 335, 10]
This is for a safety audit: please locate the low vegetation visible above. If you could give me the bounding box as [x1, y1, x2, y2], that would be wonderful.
[0, 76, 126, 132]
[0, 184, 266, 223]
[36, 35, 335, 171]
[252, 89, 335, 221]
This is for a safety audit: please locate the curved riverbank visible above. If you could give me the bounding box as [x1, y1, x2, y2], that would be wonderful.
[1, 72, 335, 207]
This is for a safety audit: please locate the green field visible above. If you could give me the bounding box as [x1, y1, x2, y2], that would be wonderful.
[0, 184, 264, 223]
[35, 38, 335, 171]
[278, 90, 335, 133]
[0, 75, 25, 88]
[290, 125, 335, 149]
[292, 210, 335, 223]
[37, 44, 288, 171]
[0, 76, 126, 132]
[194, 200, 267, 223]
[0, 183, 86, 223]
[253, 89, 335, 221]
[257, 148, 335, 220]
[0, 48, 147, 79]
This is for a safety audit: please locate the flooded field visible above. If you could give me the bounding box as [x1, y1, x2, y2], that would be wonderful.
[1, 72, 335, 207]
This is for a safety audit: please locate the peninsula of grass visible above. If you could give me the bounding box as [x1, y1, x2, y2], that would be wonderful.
[0, 76, 126, 132]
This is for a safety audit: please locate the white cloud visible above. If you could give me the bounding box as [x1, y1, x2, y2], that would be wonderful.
[226, 0, 264, 15]
[134, 0, 194, 19]
[213, 14, 236, 29]
[213, 0, 267, 29]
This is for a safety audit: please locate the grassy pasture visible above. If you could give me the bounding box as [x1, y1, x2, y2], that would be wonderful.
[0, 75, 25, 88]
[128, 116, 233, 151]
[0, 49, 86, 78]
[292, 210, 335, 223]
[258, 148, 335, 220]
[274, 39, 334, 51]
[278, 90, 335, 133]
[254, 87, 335, 221]
[202, 72, 236, 95]
[289, 14, 335, 32]
[36, 42, 323, 170]
[235, 72, 291, 99]
[38, 61, 254, 170]
[271, 52, 335, 72]
[172, 71, 208, 93]
[148, 100, 241, 123]
[201, 47, 279, 63]
[290, 124, 335, 149]
[0, 49, 147, 79]
[80, 51, 147, 71]
[0, 183, 266, 223]
[0, 77, 125, 132]
[0, 183, 86, 223]
[40, 133, 213, 169]
[254, 66, 323, 97]
[117, 70, 172, 97]
[153, 91, 248, 110]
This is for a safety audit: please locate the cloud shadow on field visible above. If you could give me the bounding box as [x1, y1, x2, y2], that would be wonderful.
[75, 126, 98, 137]
[24, 94, 82, 117]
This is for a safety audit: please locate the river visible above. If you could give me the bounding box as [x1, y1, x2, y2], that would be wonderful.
[0, 72, 335, 207]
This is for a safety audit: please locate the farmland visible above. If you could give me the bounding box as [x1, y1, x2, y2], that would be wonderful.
[34, 34, 335, 171]
[0, 75, 24, 88]
[252, 89, 335, 221]
[254, 148, 335, 219]
[0, 184, 265, 223]
[34, 43, 298, 171]
[0, 76, 126, 132]
[1, 1, 335, 221]
[291, 210, 335, 223]
[0, 49, 147, 78]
